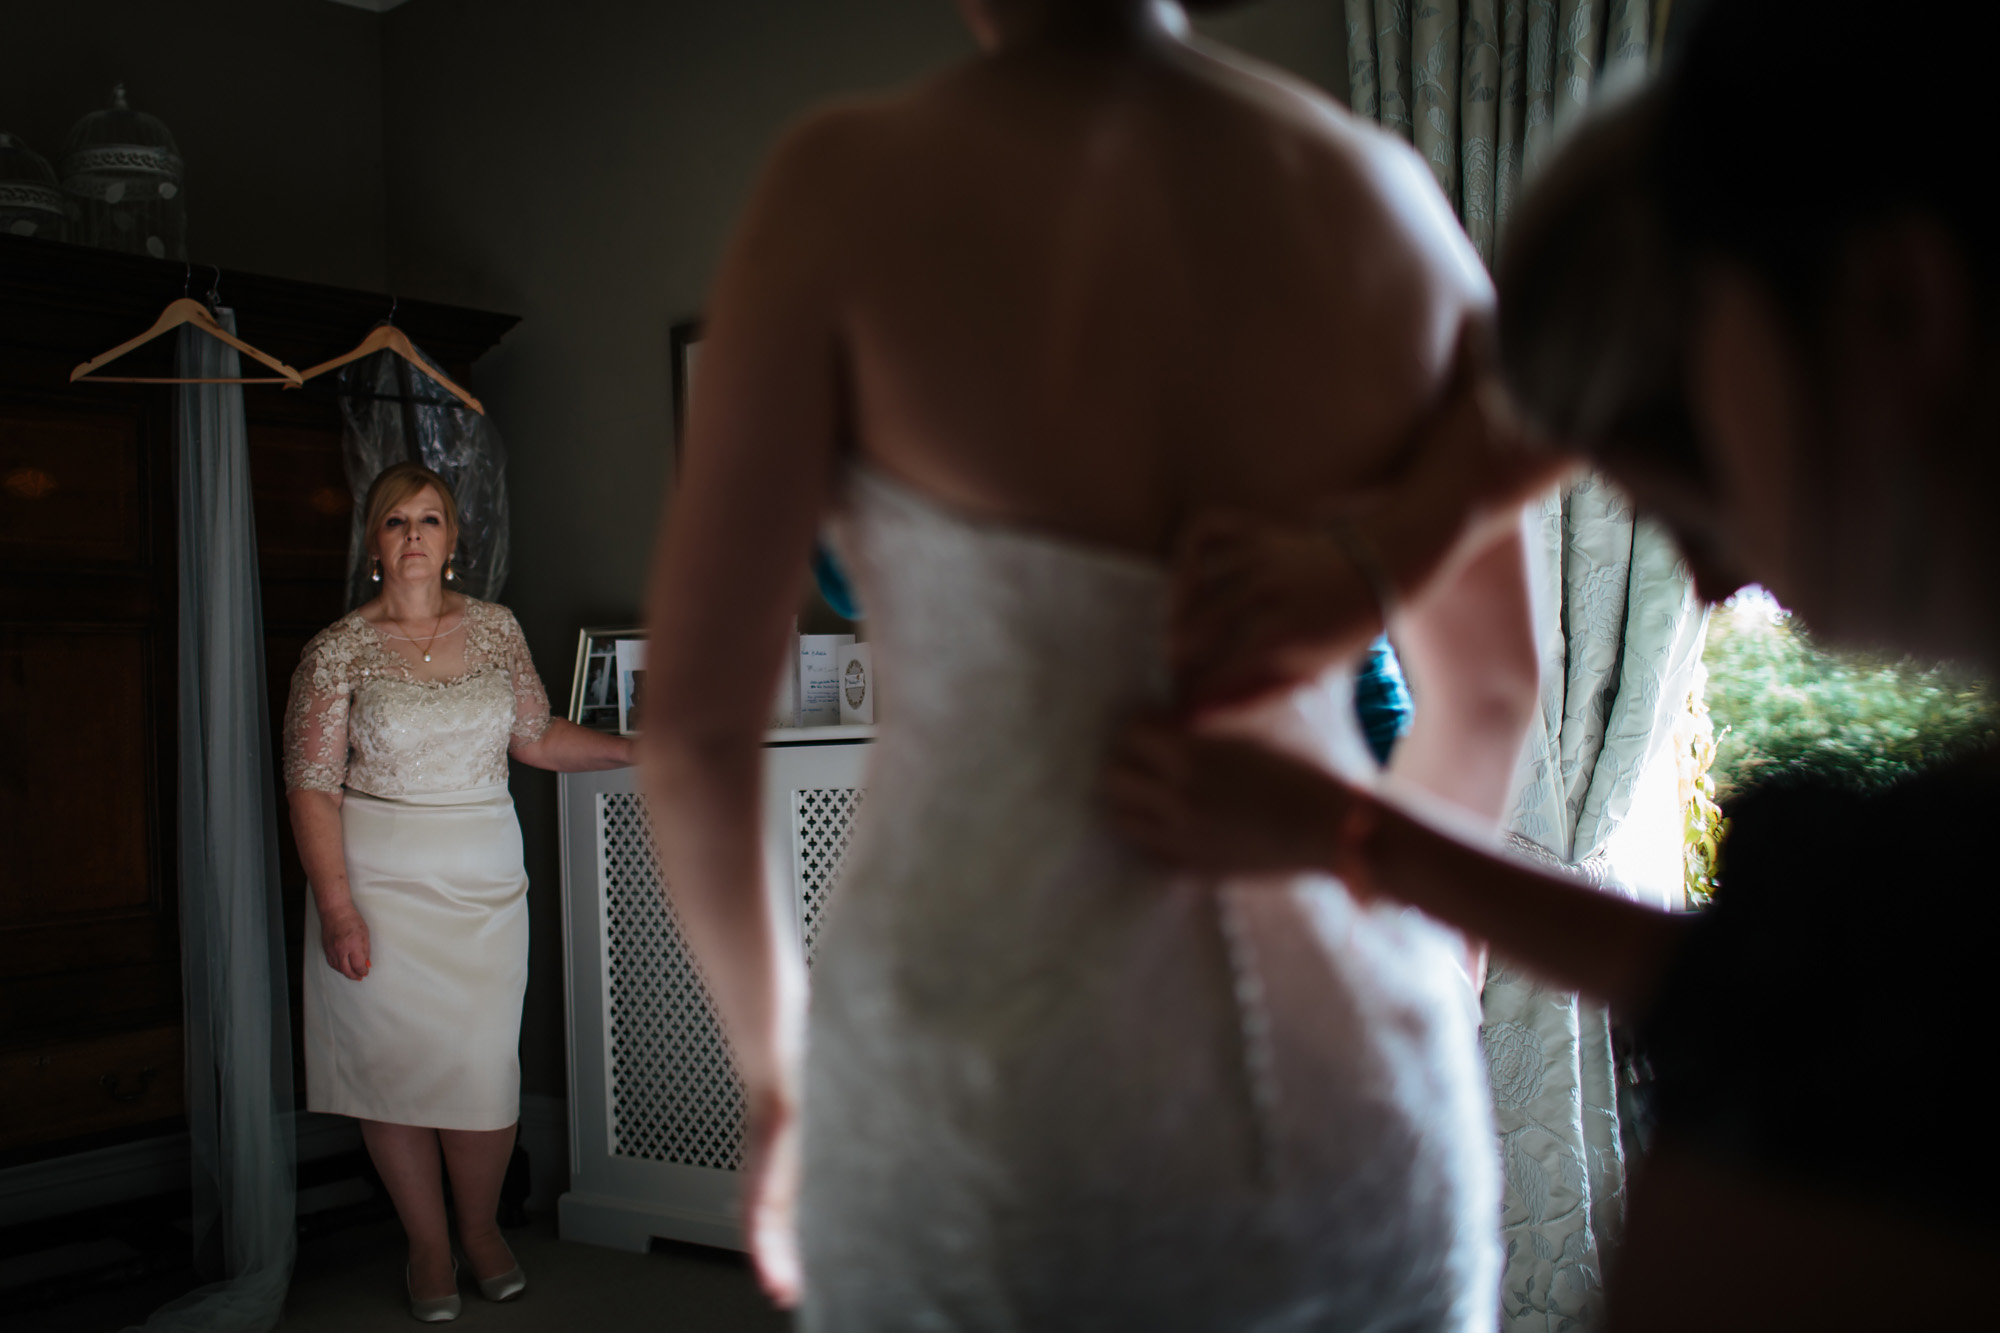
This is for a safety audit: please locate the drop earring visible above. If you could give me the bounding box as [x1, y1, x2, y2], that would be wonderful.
[370, 558, 382, 583]
[444, 558, 456, 583]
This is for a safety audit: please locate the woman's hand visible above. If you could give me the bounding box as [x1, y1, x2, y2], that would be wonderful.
[1170, 512, 1382, 711]
[743, 1081, 803, 1307]
[288, 789, 373, 979]
[1170, 320, 1573, 713]
[1103, 716, 1378, 882]
[319, 903, 372, 981]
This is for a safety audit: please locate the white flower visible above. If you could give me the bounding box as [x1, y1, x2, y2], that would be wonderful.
[1487, 1020, 1547, 1110]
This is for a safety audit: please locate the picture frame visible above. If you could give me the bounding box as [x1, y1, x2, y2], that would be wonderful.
[569, 626, 644, 733]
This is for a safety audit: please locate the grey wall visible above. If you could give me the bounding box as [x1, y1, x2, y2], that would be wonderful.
[378, 0, 1349, 1104]
[0, 0, 388, 291]
[1200, 0, 1348, 97]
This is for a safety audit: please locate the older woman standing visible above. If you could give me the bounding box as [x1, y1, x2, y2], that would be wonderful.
[285, 462, 630, 1321]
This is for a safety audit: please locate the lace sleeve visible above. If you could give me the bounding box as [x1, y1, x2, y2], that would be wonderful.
[283, 624, 357, 793]
[495, 606, 553, 745]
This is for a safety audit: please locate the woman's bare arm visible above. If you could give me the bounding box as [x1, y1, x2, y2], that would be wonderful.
[638, 114, 863, 1303]
[1103, 724, 1689, 1014]
[288, 788, 370, 981]
[1356, 791, 1689, 1012]
[638, 111, 855, 1104]
[1378, 508, 1540, 987]
[511, 718, 634, 773]
[1384, 506, 1539, 820]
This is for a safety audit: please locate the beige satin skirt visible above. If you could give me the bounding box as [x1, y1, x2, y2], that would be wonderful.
[304, 783, 528, 1131]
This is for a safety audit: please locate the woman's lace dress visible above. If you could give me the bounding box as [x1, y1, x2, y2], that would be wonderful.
[283, 598, 550, 1130]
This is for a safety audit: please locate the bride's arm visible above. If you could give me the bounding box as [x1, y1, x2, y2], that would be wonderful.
[1378, 508, 1539, 988]
[639, 111, 855, 1111]
[641, 111, 868, 1303]
[1381, 505, 1539, 822]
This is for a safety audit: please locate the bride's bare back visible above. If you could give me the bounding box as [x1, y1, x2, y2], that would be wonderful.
[690, 23, 1489, 554]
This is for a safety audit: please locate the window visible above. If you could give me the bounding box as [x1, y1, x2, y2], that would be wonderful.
[1682, 586, 1998, 902]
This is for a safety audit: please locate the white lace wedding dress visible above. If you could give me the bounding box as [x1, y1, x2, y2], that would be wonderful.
[799, 466, 1499, 1331]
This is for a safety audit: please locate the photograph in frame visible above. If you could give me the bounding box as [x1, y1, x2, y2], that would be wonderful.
[615, 638, 647, 737]
[569, 626, 642, 733]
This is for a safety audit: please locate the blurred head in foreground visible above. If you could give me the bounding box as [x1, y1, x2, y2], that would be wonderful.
[955, 0, 1261, 51]
[1498, 0, 1998, 666]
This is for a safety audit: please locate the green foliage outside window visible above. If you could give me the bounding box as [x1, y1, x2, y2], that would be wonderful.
[1677, 592, 1998, 904]
[1703, 593, 1999, 798]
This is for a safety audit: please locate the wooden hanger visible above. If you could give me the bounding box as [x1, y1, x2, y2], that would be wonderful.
[298, 311, 485, 415]
[71, 296, 305, 386]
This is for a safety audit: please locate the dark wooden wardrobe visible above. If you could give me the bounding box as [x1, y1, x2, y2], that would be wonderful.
[0, 234, 515, 1164]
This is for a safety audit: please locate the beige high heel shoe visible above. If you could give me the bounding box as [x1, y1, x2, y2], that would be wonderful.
[477, 1260, 527, 1302]
[406, 1260, 462, 1323]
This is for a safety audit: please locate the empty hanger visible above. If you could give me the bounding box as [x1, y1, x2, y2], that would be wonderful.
[70, 265, 305, 386]
[298, 298, 485, 415]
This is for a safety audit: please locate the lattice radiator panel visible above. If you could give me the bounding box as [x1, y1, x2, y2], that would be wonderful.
[595, 784, 866, 1171]
[793, 787, 865, 964]
[599, 792, 746, 1170]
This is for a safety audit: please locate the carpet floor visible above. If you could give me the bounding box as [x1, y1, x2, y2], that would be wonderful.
[16, 1214, 791, 1333]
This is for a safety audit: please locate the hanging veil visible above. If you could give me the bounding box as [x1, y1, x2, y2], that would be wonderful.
[127, 308, 296, 1333]
[337, 339, 510, 608]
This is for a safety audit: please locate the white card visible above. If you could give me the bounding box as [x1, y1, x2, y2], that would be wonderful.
[837, 642, 873, 725]
[798, 634, 855, 727]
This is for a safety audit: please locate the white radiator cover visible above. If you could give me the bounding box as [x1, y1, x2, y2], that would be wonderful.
[556, 739, 871, 1253]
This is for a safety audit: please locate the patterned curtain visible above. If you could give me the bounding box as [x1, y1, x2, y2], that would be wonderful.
[1344, 0, 1653, 268]
[1487, 485, 1705, 1331]
[1343, 4, 1707, 1329]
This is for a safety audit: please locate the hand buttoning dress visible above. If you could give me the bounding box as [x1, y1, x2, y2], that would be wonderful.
[283, 598, 550, 1131]
[798, 467, 1500, 1331]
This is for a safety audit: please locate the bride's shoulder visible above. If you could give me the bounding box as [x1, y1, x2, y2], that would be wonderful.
[715, 92, 918, 281]
[748, 83, 920, 185]
[1168, 42, 1484, 273]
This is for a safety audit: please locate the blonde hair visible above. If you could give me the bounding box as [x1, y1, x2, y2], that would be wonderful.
[363, 462, 461, 568]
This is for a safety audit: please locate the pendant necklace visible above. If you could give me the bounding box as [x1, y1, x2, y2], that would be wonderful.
[417, 613, 443, 662]
[387, 612, 448, 662]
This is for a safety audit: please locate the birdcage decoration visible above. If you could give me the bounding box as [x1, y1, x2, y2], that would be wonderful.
[60, 84, 186, 261]
[0, 132, 68, 241]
